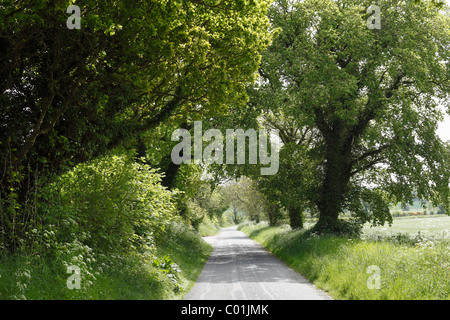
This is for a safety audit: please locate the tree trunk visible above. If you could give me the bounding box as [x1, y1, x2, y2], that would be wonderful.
[288, 206, 303, 229]
[160, 121, 189, 190]
[160, 158, 180, 190]
[232, 206, 239, 224]
[314, 127, 352, 232]
[267, 203, 280, 227]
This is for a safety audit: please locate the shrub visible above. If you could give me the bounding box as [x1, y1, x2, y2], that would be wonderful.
[39, 153, 177, 255]
[312, 218, 363, 238]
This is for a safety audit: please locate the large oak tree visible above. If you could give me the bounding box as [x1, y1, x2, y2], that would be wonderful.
[255, 0, 450, 232]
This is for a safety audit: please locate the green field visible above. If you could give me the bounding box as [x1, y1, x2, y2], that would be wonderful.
[363, 215, 450, 239]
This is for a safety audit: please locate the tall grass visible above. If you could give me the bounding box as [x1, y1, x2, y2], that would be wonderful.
[239, 222, 450, 300]
[0, 221, 212, 300]
[198, 211, 237, 237]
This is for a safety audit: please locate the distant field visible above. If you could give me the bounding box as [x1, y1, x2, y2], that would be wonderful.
[363, 215, 450, 238]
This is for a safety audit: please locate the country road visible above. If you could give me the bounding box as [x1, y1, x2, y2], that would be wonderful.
[184, 226, 332, 300]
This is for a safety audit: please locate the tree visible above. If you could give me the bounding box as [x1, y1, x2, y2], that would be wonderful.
[0, 0, 273, 252]
[1, 0, 273, 169]
[223, 177, 268, 223]
[255, 113, 318, 229]
[256, 0, 450, 233]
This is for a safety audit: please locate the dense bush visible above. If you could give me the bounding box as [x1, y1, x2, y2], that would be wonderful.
[39, 153, 177, 256]
[0, 154, 207, 299]
[0, 219, 212, 299]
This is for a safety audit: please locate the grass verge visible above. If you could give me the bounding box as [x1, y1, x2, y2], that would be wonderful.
[238, 222, 450, 300]
[198, 213, 236, 237]
[0, 221, 212, 300]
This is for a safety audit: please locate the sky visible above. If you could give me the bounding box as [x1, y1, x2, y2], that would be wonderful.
[437, 114, 450, 142]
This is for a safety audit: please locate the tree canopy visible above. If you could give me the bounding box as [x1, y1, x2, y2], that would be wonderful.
[1, 0, 449, 251]
[0, 0, 273, 252]
[250, 0, 450, 232]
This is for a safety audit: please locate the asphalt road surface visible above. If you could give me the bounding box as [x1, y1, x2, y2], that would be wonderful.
[184, 226, 332, 300]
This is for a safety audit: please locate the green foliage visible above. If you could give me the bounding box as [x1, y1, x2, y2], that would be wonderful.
[198, 215, 225, 237]
[0, 0, 274, 165]
[170, 164, 232, 229]
[247, 0, 450, 232]
[171, 164, 207, 229]
[0, 220, 212, 299]
[222, 177, 269, 223]
[0, 152, 181, 299]
[198, 210, 237, 236]
[154, 221, 213, 296]
[174, 164, 205, 200]
[2, 0, 449, 301]
[311, 217, 364, 238]
[152, 255, 182, 292]
[0, 0, 273, 253]
[40, 153, 176, 255]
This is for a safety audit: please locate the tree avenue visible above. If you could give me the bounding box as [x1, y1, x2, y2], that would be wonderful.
[1, 0, 449, 252]
[251, 0, 450, 233]
[0, 0, 273, 252]
[3, 0, 450, 301]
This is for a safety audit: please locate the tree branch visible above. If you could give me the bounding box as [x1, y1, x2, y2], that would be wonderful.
[350, 142, 392, 167]
[349, 156, 385, 177]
